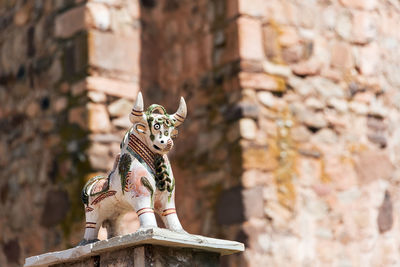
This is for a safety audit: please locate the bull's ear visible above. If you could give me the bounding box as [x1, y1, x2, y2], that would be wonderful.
[129, 91, 146, 123]
[171, 129, 178, 138]
[135, 123, 147, 134]
[172, 97, 187, 127]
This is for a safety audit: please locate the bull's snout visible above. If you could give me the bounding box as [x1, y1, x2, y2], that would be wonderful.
[153, 138, 173, 153]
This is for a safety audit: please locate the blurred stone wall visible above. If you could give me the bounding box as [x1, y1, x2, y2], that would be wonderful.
[0, 1, 90, 266]
[1, 0, 400, 267]
[235, 0, 400, 266]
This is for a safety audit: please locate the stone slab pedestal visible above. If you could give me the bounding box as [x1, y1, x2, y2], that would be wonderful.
[24, 228, 245, 267]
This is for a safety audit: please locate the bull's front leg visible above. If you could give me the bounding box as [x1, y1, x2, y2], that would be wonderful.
[159, 189, 186, 233]
[133, 194, 157, 228]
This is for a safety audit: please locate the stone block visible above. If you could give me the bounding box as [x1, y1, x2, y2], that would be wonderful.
[262, 61, 291, 77]
[225, 102, 259, 121]
[86, 76, 139, 99]
[335, 10, 352, 41]
[242, 186, 264, 219]
[3, 239, 20, 264]
[68, 107, 87, 129]
[377, 190, 393, 233]
[213, 22, 239, 66]
[355, 151, 394, 184]
[239, 118, 257, 140]
[238, 17, 264, 61]
[292, 59, 321, 76]
[107, 98, 133, 117]
[87, 103, 111, 133]
[324, 156, 357, 190]
[236, 0, 265, 17]
[357, 42, 380, 75]
[14, 2, 32, 26]
[216, 186, 245, 225]
[239, 72, 282, 91]
[242, 146, 278, 171]
[88, 91, 107, 103]
[88, 30, 140, 74]
[339, 0, 377, 10]
[331, 42, 354, 70]
[279, 26, 299, 47]
[112, 116, 131, 129]
[352, 11, 376, 44]
[86, 3, 110, 31]
[88, 142, 112, 171]
[40, 189, 70, 227]
[55, 6, 86, 38]
[262, 24, 281, 62]
[62, 34, 88, 80]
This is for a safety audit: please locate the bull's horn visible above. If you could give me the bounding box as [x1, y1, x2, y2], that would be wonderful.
[172, 97, 187, 127]
[129, 91, 145, 123]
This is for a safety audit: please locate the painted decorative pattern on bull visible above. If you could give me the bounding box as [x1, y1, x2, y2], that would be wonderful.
[127, 134, 156, 173]
[91, 190, 117, 205]
[81, 175, 109, 205]
[118, 153, 132, 194]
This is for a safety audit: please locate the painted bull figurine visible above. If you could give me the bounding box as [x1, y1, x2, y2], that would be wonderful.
[79, 92, 187, 245]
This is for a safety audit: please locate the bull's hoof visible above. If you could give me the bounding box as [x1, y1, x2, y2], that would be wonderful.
[77, 238, 100, 246]
[173, 229, 189, 235]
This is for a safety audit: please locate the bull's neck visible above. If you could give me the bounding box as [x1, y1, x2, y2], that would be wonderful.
[127, 133, 163, 173]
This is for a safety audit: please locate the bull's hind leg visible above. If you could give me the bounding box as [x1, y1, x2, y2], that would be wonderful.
[78, 206, 101, 246]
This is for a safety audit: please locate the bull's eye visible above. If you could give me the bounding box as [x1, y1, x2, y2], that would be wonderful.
[154, 123, 161, 130]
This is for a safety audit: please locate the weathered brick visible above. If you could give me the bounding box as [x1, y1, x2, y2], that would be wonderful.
[238, 17, 264, 61]
[352, 11, 376, 44]
[331, 42, 354, 69]
[228, 0, 264, 18]
[68, 107, 87, 129]
[86, 76, 139, 99]
[86, 3, 111, 31]
[355, 151, 394, 183]
[87, 103, 111, 133]
[239, 72, 282, 91]
[55, 6, 86, 38]
[339, 0, 377, 10]
[377, 190, 393, 233]
[357, 42, 380, 75]
[88, 30, 140, 74]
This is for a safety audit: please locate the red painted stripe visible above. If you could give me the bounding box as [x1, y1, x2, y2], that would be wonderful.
[137, 210, 154, 217]
[129, 143, 154, 167]
[163, 208, 176, 212]
[130, 135, 155, 156]
[175, 113, 185, 119]
[137, 207, 153, 213]
[91, 190, 117, 205]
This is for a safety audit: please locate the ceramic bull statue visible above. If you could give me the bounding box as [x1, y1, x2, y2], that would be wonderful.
[78, 92, 187, 245]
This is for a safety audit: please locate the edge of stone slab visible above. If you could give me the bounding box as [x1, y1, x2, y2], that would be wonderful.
[93, 227, 245, 256]
[24, 242, 95, 267]
[24, 228, 245, 267]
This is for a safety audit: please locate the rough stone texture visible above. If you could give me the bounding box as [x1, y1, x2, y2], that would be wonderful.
[25, 228, 243, 266]
[2, 0, 400, 266]
[0, 1, 93, 266]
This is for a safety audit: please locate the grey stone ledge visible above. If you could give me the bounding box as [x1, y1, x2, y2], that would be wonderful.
[24, 228, 245, 267]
